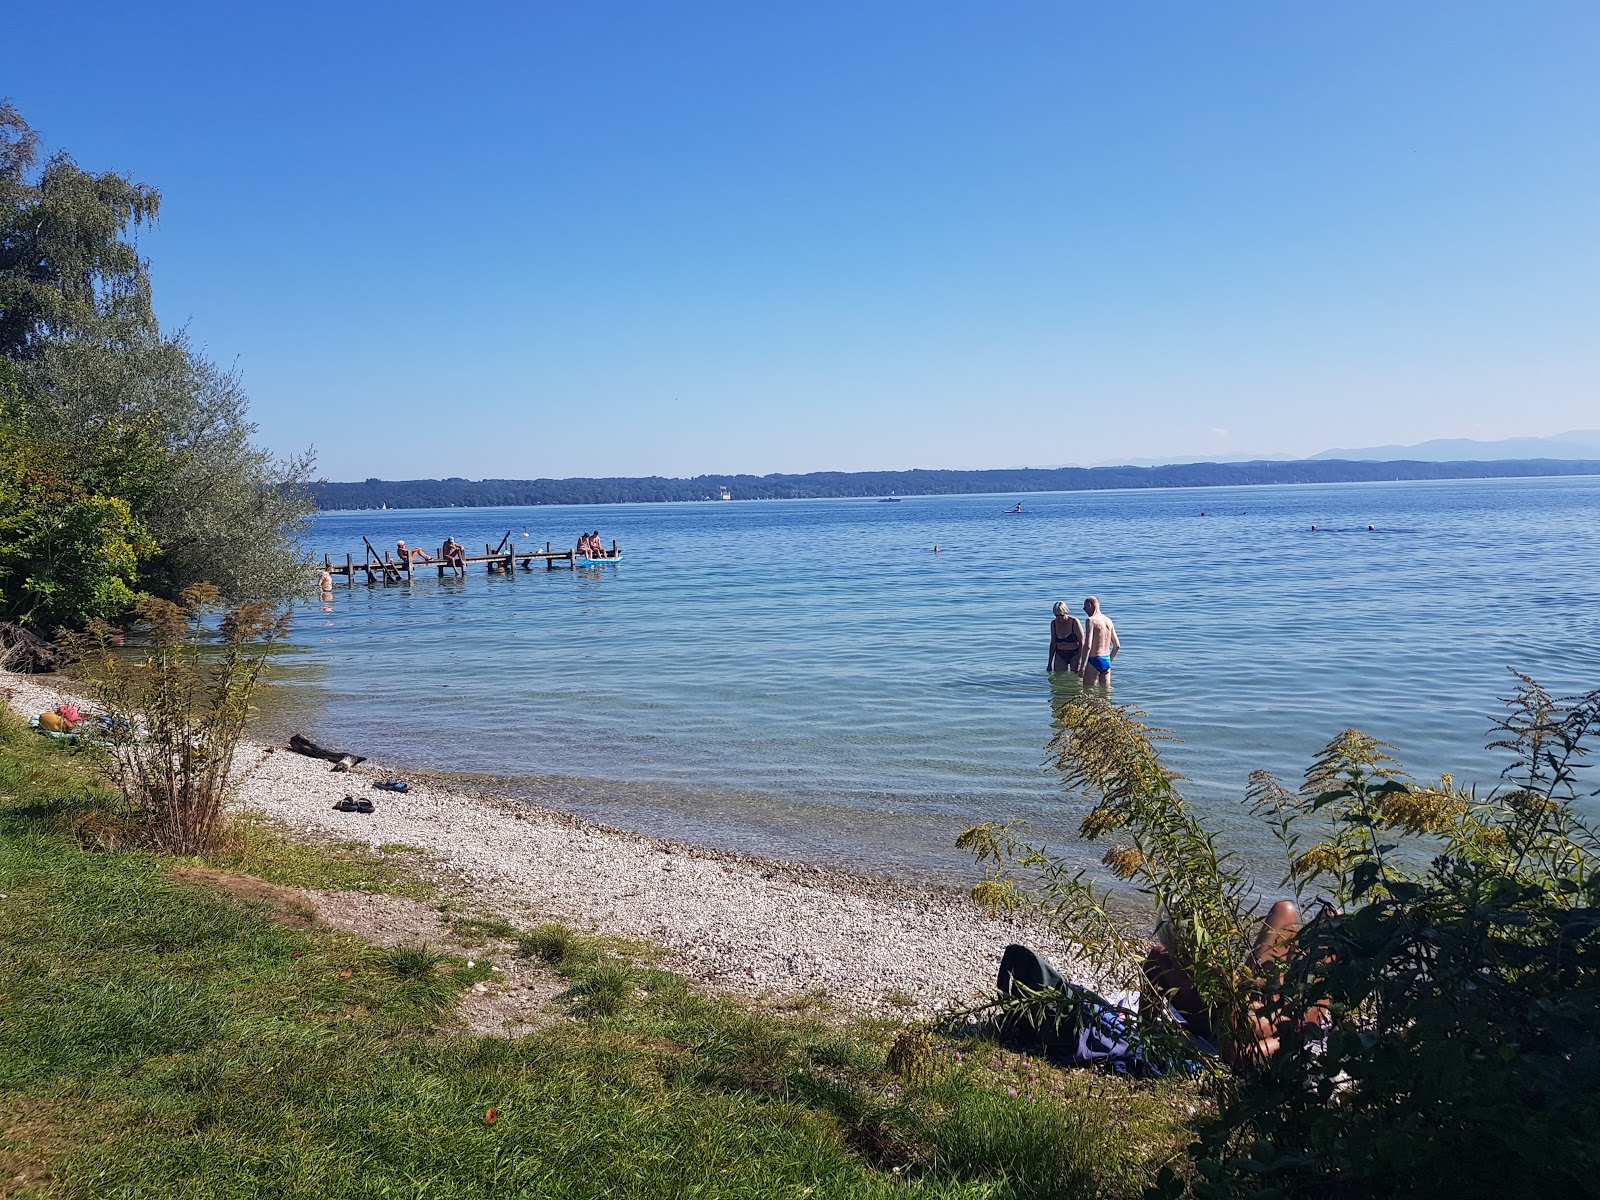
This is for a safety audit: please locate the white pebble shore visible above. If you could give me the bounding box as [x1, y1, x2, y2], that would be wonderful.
[3, 670, 1083, 1017]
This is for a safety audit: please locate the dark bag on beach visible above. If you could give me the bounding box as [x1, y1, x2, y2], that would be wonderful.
[995, 943, 1195, 1077]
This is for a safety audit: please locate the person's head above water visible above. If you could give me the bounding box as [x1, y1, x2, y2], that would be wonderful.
[1084, 596, 1100, 617]
[1053, 601, 1070, 619]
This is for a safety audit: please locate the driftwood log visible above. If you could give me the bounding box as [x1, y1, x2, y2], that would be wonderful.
[0, 622, 64, 674]
[287, 734, 367, 771]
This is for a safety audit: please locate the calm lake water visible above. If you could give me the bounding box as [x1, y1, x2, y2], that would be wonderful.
[270, 478, 1600, 881]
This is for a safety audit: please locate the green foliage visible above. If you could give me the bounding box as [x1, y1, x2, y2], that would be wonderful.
[18, 325, 317, 603]
[0, 100, 160, 358]
[0, 103, 314, 632]
[966, 677, 1600, 1200]
[1185, 675, 1600, 1200]
[75, 586, 290, 855]
[960, 696, 1260, 1064]
[0, 365, 157, 629]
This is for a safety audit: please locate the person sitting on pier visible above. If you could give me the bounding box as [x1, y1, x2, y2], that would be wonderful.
[441, 537, 466, 577]
[396, 540, 434, 568]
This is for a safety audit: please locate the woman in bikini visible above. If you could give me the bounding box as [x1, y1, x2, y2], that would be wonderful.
[1047, 600, 1084, 675]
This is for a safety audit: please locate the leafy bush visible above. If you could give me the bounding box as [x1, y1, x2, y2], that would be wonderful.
[964, 676, 1600, 1200]
[1182, 676, 1600, 1200]
[76, 586, 289, 855]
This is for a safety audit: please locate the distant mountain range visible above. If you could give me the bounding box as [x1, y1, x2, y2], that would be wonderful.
[1309, 430, 1600, 462]
[1073, 430, 1600, 468]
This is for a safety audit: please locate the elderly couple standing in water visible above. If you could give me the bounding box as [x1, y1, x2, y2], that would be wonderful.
[1047, 596, 1120, 687]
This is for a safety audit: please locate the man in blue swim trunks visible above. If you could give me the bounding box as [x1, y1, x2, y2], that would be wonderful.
[1081, 595, 1120, 689]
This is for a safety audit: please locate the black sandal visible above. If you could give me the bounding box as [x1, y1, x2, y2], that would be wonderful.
[333, 796, 358, 812]
[354, 798, 375, 814]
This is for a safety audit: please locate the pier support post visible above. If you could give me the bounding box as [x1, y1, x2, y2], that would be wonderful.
[345, 552, 353, 587]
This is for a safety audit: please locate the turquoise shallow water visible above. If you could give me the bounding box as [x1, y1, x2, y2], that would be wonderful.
[275, 478, 1600, 880]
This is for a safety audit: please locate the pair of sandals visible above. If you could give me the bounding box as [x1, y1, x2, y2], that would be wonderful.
[333, 796, 375, 813]
[373, 779, 409, 793]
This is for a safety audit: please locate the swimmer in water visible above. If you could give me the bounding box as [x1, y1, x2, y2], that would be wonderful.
[1047, 601, 1084, 675]
[1081, 596, 1120, 690]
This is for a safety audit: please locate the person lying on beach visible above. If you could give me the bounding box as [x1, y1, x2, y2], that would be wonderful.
[1081, 596, 1120, 687]
[1141, 899, 1332, 1069]
[396, 540, 434, 567]
[1047, 600, 1084, 674]
[441, 537, 466, 577]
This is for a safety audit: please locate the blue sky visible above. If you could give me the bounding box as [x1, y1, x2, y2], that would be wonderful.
[9, 1, 1598, 479]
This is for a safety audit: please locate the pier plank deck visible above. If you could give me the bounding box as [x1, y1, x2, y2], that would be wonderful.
[322, 539, 620, 586]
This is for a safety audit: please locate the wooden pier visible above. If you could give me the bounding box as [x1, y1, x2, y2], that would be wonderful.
[323, 533, 620, 586]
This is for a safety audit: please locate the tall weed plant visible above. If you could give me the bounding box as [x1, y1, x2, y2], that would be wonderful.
[964, 675, 1600, 1200]
[77, 585, 288, 855]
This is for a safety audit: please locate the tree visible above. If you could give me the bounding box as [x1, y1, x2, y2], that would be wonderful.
[19, 322, 316, 602]
[0, 100, 160, 358]
[0, 101, 313, 630]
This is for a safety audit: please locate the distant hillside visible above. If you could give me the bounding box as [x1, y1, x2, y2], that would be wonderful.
[1311, 430, 1600, 462]
[309, 458, 1600, 510]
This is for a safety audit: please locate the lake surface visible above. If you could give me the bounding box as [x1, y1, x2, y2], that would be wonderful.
[270, 478, 1600, 882]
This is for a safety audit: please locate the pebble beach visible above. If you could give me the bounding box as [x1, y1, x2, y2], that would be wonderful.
[2, 669, 1081, 1018]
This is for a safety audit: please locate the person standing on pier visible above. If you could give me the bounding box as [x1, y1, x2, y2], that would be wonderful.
[1081, 596, 1121, 689]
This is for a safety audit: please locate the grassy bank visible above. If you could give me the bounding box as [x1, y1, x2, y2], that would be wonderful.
[0, 713, 1195, 1199]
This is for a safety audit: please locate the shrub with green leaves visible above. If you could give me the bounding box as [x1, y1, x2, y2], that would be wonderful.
[77, 586, 289, 855]
[1183, 676, 1600, 1200]
[965, 675, 1600, 1200]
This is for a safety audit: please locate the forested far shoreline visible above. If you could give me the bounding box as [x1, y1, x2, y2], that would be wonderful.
[310, 458, 1600, 509]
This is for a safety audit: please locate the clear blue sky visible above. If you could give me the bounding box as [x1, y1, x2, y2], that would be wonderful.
[9, 1, 1599, 479]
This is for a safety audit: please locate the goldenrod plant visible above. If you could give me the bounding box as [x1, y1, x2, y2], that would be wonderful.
[964, 676, 1600, 1199]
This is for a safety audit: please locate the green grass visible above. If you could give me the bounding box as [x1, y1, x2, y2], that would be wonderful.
[0, 709, 1196, 1198]
[210, 810, 438, 898]
[517, 922, 577, 964]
